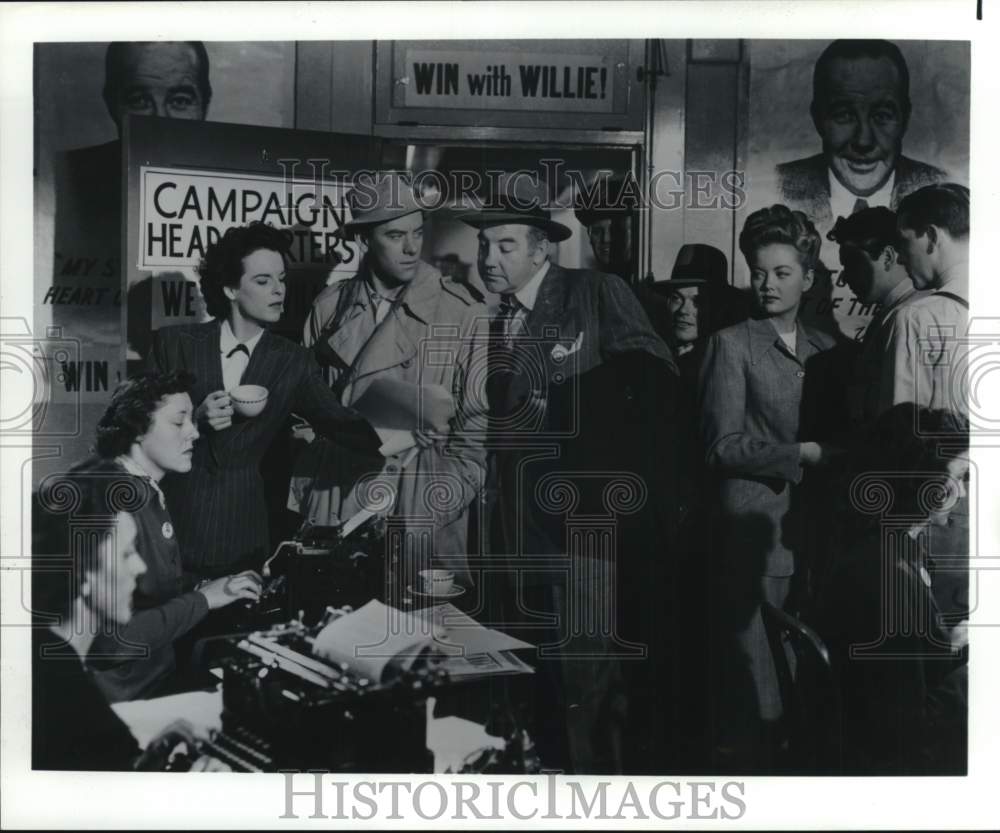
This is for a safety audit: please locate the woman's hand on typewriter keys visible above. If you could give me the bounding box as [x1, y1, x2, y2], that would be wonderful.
[197, 570, 263, 610]
[190, 755, 231, 772]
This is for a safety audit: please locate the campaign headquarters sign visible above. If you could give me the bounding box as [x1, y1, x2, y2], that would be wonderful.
[138, 166, 359, 271]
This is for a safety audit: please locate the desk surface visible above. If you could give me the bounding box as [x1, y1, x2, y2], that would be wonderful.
[113, 688, 503, 773]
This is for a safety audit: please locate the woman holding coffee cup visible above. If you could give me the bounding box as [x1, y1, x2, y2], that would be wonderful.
[147, 222, 381, 583]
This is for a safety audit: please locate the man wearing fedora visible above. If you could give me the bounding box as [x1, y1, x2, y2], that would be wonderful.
[460, 176, 680, 773]
[288, 172, 489, 593]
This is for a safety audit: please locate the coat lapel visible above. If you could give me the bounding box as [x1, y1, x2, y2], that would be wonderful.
[216, 329, 286, 450]
[344, 266, 439, 399]
[505, 265, 572, 411]
[326, 279, 372, 372]
[184, 320, 224, 397]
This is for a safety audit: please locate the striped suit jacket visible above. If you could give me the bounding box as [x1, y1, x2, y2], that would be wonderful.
[148, 321, 379, 578]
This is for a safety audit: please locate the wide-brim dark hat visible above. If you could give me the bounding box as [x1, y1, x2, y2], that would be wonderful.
[574, 175, 641, 227]
[652, 243, 728, 292]
[457, 175, 573, 242]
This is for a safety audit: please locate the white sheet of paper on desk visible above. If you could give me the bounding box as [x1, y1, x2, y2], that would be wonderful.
[416, 603, 535, 653]
[311, 598, 436, 684]
[111, 689, 223, 750]
[353, 378, 454, 433]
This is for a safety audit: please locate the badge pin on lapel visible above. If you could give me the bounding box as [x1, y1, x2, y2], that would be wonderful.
[551, 331, 584, 361]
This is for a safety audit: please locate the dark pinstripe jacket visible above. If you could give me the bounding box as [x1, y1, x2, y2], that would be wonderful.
[148, 321, 380, 578]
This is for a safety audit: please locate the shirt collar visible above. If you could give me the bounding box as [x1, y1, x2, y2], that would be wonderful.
[828, 169, 895, 222]
[116, 454, 167, 509]
[513, 260, 551, 312]
[365, 271, 405, 305]
[878, 278, 916, 311]
[220, 319, 265, 356]
[936, 261, 969, 300]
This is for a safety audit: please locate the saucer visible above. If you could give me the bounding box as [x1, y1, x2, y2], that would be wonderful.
[407, 584, 466, 600]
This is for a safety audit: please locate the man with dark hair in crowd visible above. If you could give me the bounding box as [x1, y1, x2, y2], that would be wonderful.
[893, 183, 969, 415]
[574, 175, 640, 282]
[894, 183, 971, 619]
[777, 39, 946, 226]
[827, 206, 929, 429]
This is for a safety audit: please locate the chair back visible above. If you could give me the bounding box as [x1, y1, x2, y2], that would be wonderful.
[761, 601, 843, 774]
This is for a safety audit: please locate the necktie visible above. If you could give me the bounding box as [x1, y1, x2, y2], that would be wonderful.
[487, 296, 521, 422]
[223, 342, 251, 389]
[851, 197, 869, 215]
[498, 295, 521, 346]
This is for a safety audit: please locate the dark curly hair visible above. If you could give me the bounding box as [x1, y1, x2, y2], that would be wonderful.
[739, 204, 822, 272]
[94, 370, 196, 458]
[198, 222, 292, 320]
[33, 460, 131, 619]
[827, 206, 900, 261]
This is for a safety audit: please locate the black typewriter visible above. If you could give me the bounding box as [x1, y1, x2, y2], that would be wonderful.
[249, 514, 388, 627]
[191, 611, 448, 772]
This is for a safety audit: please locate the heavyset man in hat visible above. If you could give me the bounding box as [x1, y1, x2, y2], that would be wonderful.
[459, 175, 681, 773]
[288, 173, 489, 591]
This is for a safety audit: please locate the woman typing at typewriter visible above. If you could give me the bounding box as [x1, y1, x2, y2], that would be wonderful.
[32, 464, 228, 770]
[80, 371, 263, 702]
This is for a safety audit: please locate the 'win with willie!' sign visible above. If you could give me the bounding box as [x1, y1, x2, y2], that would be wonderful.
[402, 49, 615, 113]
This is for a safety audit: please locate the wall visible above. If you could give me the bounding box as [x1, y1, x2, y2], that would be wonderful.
[32, 41, 297, 485]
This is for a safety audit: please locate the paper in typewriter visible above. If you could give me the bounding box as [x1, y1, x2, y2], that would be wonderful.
[311, 599, 443, 684]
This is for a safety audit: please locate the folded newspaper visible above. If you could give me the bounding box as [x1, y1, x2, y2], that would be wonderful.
[310, 600, 534, 685]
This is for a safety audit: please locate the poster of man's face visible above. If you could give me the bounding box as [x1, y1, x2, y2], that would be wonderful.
[745, 38, 968, 340]
[811, 47, 909, 197]
[103, 42, 212, 133]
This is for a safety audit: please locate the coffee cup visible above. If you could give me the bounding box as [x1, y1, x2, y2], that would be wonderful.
[230, 384, 269, 418]
[418, 569, 455, 596]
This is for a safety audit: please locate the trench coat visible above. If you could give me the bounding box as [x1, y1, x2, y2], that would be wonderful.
[288, 260, 489, 588]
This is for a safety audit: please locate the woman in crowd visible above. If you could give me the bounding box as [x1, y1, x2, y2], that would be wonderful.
[82, 371, 262, 702]
[32, 465, 227, 770]
[698, 204, 844, 769]
[816, 403, 969, 774]
[147, 222, 381, 583]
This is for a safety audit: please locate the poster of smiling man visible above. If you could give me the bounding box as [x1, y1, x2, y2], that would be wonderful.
[744, 39, 969, 340]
